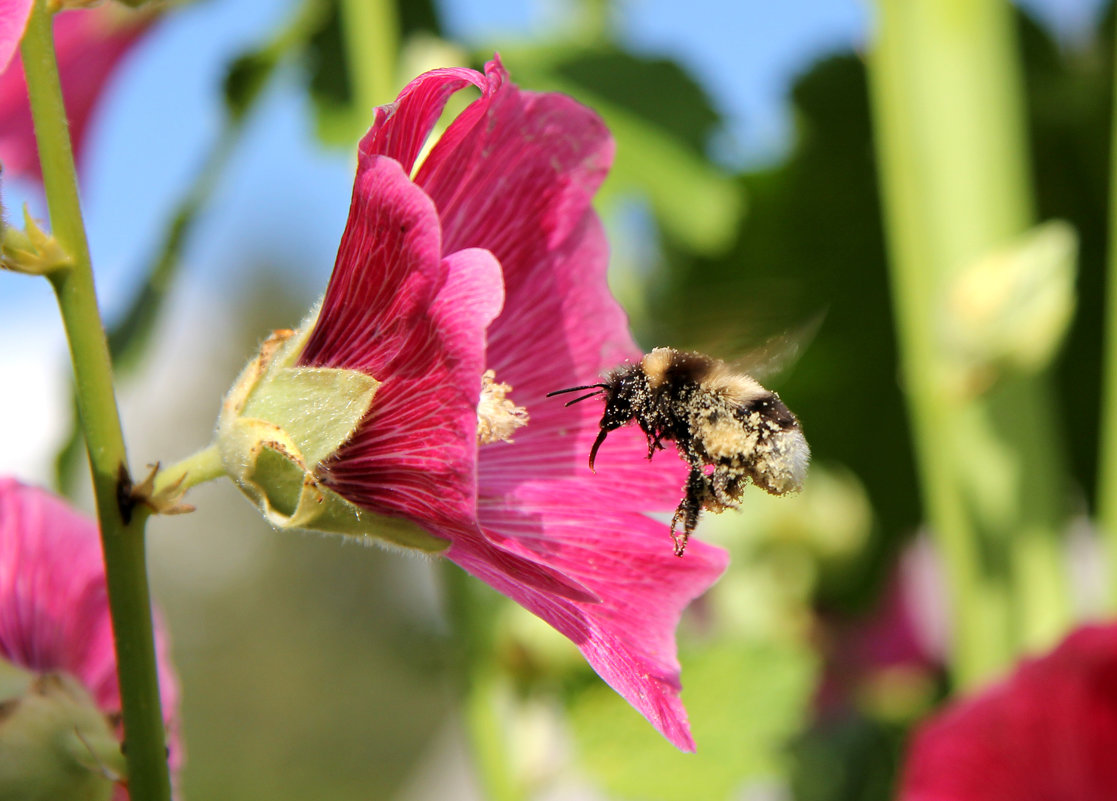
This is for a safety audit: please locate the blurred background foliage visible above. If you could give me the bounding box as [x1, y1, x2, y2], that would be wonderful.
[7, 0, 1116, 798]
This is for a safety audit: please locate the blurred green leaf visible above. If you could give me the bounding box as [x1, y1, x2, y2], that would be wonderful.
[224, 49, 282, 122]
[791, 716, 905, 801]
[305, 0, 354, 146]
[570, 639, 816, 801]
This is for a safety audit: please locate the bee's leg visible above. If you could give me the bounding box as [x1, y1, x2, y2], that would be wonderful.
[638, 423, 659, 460]
[669, 468, 706, 557]
[710, 466, 745, 509]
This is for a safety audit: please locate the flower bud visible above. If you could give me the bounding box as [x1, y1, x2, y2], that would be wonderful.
[0, 661, 123, 801]
[942, 220, 1077, 395]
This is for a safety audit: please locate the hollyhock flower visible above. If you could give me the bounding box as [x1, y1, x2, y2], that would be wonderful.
[0, 478, 180, 799]
[0, 5, 150, 180]
[217, 57, 728, 750]
[0, 0, 31, 72]
[899, 623, 1117, 801]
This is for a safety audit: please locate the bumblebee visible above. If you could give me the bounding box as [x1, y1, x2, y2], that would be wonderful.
[548, 347, 810, 556]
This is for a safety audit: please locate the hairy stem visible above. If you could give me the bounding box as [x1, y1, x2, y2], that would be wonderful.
[20, 3, 170, 798]
[154, 444, 225, 496]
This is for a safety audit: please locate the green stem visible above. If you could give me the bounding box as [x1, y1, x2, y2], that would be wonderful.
[339, 0, 397, 123]
[867, 0, 1068, 687]
[19, 4, 170, 799]
[442, 565, 526, 801]
[1099, 8, 1117, 610]
[154, 444, 225, 496]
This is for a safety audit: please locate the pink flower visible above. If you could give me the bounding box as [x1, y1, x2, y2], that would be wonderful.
[295, 57, 728, 750]
[0, 6, 149, 180]
[899, 624, 1117, 801]
[0, 478, 180, 797]
[0, 0, 31, 73]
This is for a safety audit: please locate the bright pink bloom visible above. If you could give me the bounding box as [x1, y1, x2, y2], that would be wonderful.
[297, 57, 728, 750]
[899, 624, 1117, 801]
[0, 6, 149, 180]
[0, 0, 31, 72]
[0, 478, 180, 797]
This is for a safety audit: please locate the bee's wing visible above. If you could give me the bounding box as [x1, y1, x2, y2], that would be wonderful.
[704, 310, 825, 383]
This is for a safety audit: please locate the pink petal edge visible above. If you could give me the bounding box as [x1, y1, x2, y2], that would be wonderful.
[452, 481, 728, 750]
[0, 0, 30, 72]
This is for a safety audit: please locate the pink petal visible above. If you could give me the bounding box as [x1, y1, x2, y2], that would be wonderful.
[413, 60, 624, 391]
[418, 69, 613, 272]
[0, 0, 30, 73]
[359, 65, 491, 174]
[449, 481, 728, 751]
[299, 154, 444, 372]
[300, 155, 504, 531]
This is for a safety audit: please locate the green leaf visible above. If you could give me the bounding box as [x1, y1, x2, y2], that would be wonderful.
[305, 0, 357, 146]
[570, 639, 816, 801]
[549, 51, 722, 155]
[304, 0, 444, 147]
[224, 49, 282, 122]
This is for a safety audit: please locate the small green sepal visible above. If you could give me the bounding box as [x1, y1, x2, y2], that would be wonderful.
[0, 206, 72, 277]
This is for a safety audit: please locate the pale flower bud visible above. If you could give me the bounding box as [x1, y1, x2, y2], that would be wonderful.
[0, 662, 124, 801]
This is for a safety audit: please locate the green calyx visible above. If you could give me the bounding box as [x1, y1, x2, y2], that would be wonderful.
[216, 313, 448, 553]
[0, 205, 72, 277]
[0, 663, 124, 801]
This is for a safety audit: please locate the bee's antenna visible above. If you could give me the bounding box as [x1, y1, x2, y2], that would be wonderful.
[563, 390, 605, 407]
[546, 384, 608, 398]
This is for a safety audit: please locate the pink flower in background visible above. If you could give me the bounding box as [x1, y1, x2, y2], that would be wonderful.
[816, 544, 944, 716]
[0, 478, 180, 797]
[0, 5, 150, 180]
[296, 57, 728, 750]
[899, 624, 1117, 801]
[0, 0, 32, 72]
